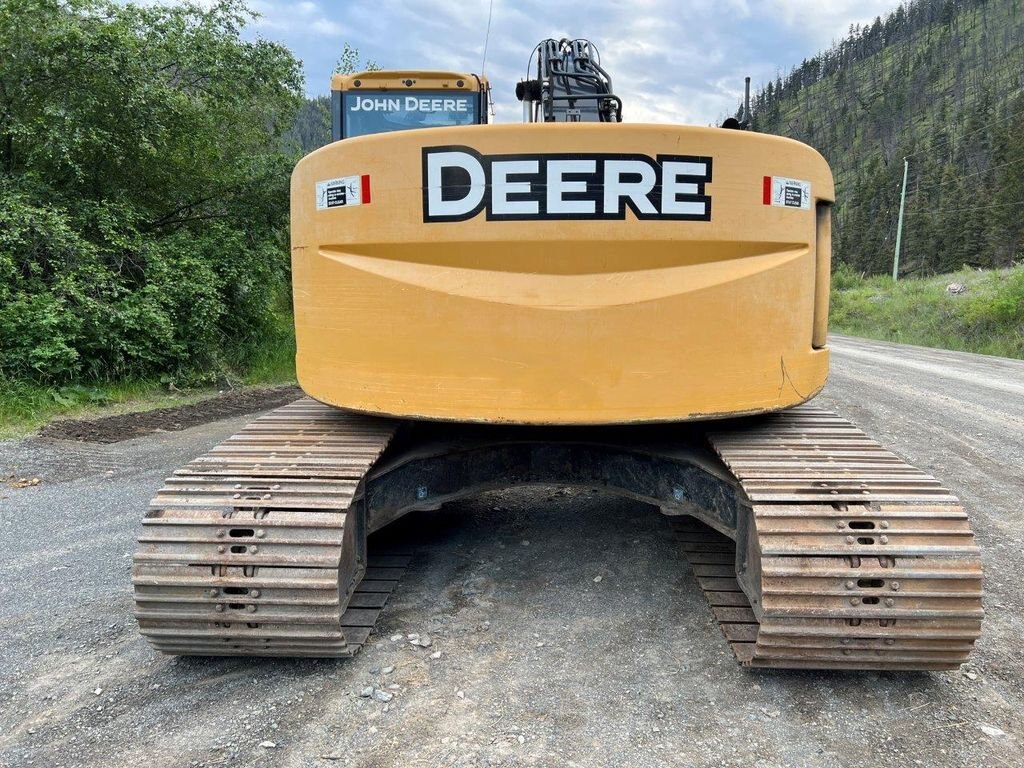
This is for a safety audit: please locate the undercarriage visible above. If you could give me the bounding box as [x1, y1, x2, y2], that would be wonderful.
[133, 400, 982, 670]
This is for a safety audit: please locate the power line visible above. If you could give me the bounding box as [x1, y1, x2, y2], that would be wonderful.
[899, 54, 1024, 159]
[829, 99, 1024, 185]
[782, 54, 1024, 184]
[910, 155, 1024, 195]
[830, 102, 1024, 192]
[914, 197, 1024, 216]
[902, 105, 1024, 161]
[760, 35, 1024, 129]
[480, 0, 494, 75]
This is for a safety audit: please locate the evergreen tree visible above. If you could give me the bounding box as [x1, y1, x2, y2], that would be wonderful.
[750, 0, 1023, 275]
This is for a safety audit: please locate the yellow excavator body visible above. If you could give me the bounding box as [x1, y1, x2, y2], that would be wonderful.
[291, 123, 834, 423]
[133, 49, 981, 671]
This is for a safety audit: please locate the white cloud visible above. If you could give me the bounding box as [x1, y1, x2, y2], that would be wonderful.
[311, 18, 345, 36]
[224, 0, 904, 124]
[764, 0, 900, 48]
[241, 0, 347, 37]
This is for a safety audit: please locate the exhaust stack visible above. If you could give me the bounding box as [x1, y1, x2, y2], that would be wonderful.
[741, 76, 752, 128]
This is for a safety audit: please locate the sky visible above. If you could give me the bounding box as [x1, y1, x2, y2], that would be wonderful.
[239, 0, 901, 124]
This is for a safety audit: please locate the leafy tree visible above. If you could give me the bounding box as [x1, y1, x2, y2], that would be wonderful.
[0, 0, 304, 382]
[335, 42, 380, 75]
[284, 43, 385, 159]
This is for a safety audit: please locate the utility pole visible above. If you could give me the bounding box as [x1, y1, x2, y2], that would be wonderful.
[893, 158, 909, 281]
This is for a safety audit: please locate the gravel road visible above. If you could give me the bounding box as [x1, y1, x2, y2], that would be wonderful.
[1, 335, 1021, 768]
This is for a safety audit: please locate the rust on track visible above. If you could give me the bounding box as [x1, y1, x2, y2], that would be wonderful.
[133, 400, 401, 657]
[133, 400, 982, 669]
[681, 406, 983, 670]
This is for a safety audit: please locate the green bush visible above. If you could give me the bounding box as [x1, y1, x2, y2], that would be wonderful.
[829, 262, 865, 291]
[830, 265, 1024, 358]
[0, 0, 302, 385]
[958, 267, 1024, 329]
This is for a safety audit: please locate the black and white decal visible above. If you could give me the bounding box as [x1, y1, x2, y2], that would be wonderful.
[422, 146, 712, 222]
[763, 175, 811, 210]
[316, 174, 371, 210]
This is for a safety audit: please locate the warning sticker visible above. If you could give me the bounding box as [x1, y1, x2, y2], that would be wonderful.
[763, 176, 811, 210]
[316, 174, 371, 210]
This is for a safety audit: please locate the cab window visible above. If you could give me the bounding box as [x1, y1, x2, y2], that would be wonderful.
[342, 90, 480, 138]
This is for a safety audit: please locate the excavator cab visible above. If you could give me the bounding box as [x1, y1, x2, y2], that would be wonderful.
[330, 70, 490, 141]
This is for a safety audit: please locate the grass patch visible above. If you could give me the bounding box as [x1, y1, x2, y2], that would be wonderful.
[223, 304, 297, 387]
[830, 264, 1024, 358]
[0, 314, 296, 439]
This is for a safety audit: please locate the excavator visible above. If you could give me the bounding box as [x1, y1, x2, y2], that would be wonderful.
[133, 40, 983, 670]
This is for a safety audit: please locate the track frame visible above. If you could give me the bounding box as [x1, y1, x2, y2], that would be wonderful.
[133, 400, 982, 669]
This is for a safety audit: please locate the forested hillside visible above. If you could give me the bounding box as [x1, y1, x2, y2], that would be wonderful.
[285, 96, 330, 154]
[751, 0, 1024, 276]
[284, 44, 378, 154]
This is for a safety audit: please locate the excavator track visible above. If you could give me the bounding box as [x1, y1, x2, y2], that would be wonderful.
[134, 401, 982, 670]
[683, 406, 983, 671]
[133, 400, 401, 657]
